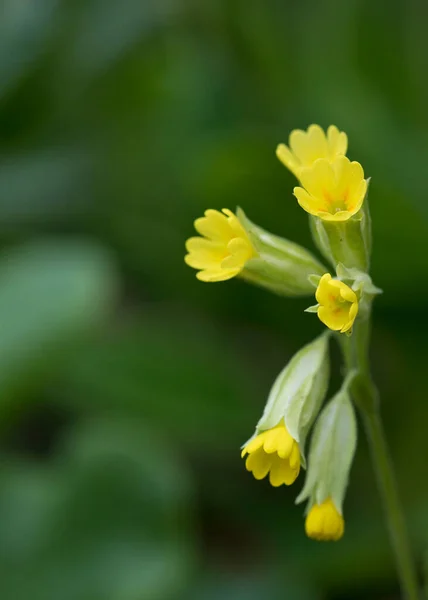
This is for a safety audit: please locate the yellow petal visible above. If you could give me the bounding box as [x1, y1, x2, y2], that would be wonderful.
[242, 431, 268, 455]
[196, 268, 240, 282]
[348, 179, 367, 214]
[315, 273, 334, 304]
[290, 126, 328, 167]
[306, 124, 328, 162]
[299, 159, 334, 199]
[294, 187, 327, 215]
[185, 237, 224, 255]
[246, 448, 272, 480]
[317, 305, 348, 331]
[184, 237, 226, 270]
[269, 455, 299, 487]
[222, 209, 249, 239]
[194, 210, 232, 241]
[331, 155, 351, 199]
[338, 284, 357, 304]
[289, 129, 309, 163]
[276, 143, 300, 177]
[262, 427, 284, 454]
[317, 210, 352, 222]
[184, 254, 219, 270]
[221, 237, 252, 270]
[289, 442, 300, 470]
[327, 125, 348, 157]
[275, 428, 294, 459]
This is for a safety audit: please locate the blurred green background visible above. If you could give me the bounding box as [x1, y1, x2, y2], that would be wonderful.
[0, 0, 427, 598]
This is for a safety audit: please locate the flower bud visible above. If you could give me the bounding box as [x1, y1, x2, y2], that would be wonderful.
[237, 208, 326, 297]
[241, 334, 330, 486]
[296, 378, 357, 541]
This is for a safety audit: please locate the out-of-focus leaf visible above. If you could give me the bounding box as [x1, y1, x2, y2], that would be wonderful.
[65, 0, 175, 77]
[0, 150, 89, 225]
[59, 311, 265, 452]
[0, 418, 195, 600]
[0, 239, 117, 403]
[187, 570, 319, 600]
[0, 0, 59, 96]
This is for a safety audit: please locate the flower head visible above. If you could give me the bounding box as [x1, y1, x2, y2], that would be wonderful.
[241, 421, 300, 487]
[294, 156, 367, 221]
[185, 209, 256, 282]
[276, 125, 347, 179]
[305, 498, 344, 541]
[314, 273, 358, 334]
[242, 334, 329, 487]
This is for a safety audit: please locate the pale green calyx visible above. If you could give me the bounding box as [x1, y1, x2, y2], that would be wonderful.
[336, 263, 382, 318]
[336, 263, 382, 295]
[255, 333, 330, 465]
[296, 374, 358, 513]
[237, 207, 326, 297]
[309, 180, 372, 272]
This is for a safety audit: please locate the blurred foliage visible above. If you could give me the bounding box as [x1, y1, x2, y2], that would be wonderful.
[0, 0, 428, 598]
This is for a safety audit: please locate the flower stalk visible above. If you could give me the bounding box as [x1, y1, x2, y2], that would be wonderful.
[341, 319, 420, 600]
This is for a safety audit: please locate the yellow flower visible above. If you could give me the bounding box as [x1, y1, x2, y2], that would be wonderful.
[293, 156, 367, 222]
[315, 273, 358, 333]
[305, 498, 344, 541]
[276, 124, 347, 179]
[241, 421, 300, 487]
[185, 208, 256, 282]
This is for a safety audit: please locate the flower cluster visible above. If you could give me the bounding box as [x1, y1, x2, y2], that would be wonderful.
[184, 125, 381, 541]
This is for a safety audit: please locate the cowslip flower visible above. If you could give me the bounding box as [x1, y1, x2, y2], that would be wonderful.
[294, 156, 367, 222]
[241, 421, 300, 487]
[185, 208, 256, 282]
[242, 334, 329, 487]
[307, 273, 358, 334]
[185, 207, 327, 297]
[297, 382, 357, 542]
[276, 124, 347, 180]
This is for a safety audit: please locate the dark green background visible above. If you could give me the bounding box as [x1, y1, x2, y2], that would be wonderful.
[0, 0, 427, 598]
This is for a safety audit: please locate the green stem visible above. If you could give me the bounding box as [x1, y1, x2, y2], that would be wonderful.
[340, 319, 420, 600]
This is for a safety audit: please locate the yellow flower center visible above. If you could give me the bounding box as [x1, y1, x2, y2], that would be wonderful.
[184, 209, 256, 282]
[315, 273, 358, 334]
[241, 421, 300, 487]
[323, 190, 350, 215]
[305, 498, 344, 541]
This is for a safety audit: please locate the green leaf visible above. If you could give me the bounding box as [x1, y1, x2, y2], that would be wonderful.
[0, 151, 89, 225]
[0, 0, 59, 95]
[59, 313, 261, 452]
[0, 239, 117, 405]
[0, 418, 195, 600]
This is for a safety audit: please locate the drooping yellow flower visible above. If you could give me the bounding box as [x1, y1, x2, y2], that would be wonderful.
[241, 421, 300, 487]
[293, 156, 367, 222]
[185, 208, 256, 282]
[314, 273, 358, 333]
[276, 124, 347, 179]
[305, 498, 344, 541]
